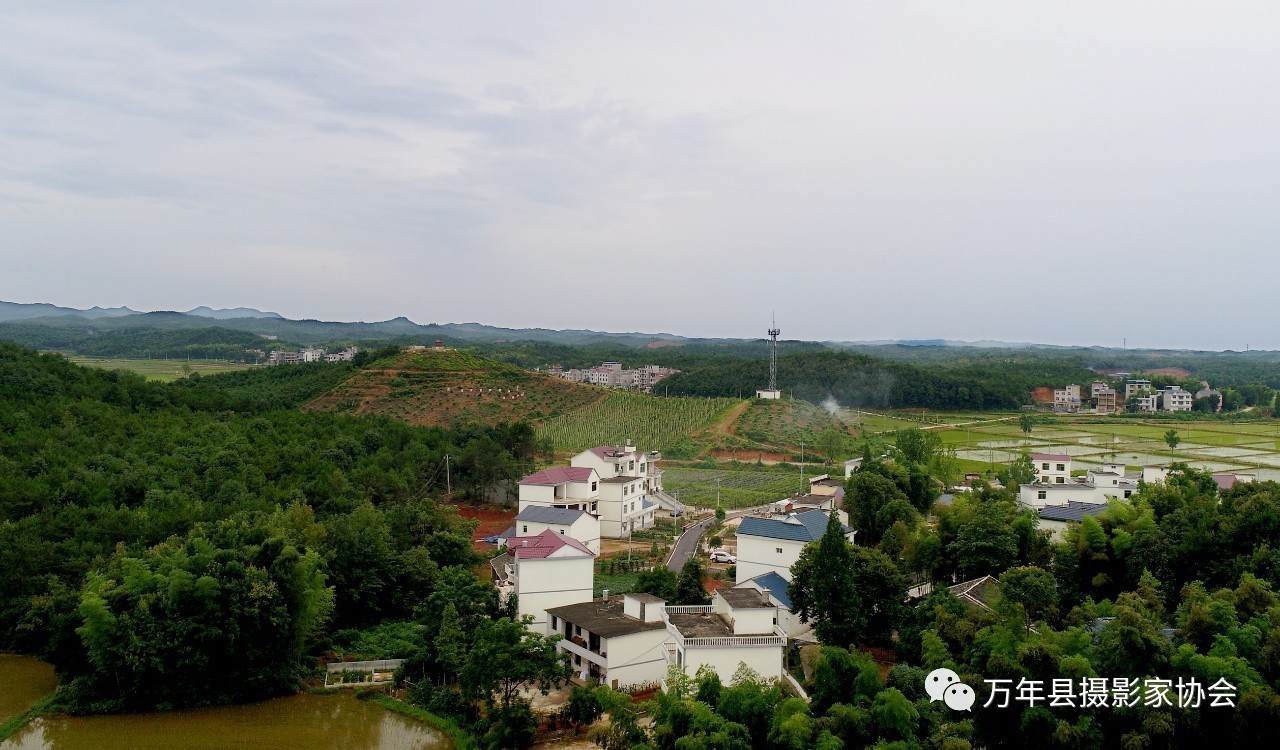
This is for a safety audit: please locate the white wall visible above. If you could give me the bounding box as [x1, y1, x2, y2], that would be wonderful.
[517, 556, 594, 632]
[735, 535, 805, 583]
[602, 630, 671, 690]
[518, 516, 601, 555]
[680, 644, 784, 683]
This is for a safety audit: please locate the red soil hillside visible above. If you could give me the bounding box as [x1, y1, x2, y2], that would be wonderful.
[302, 348, 605, 427]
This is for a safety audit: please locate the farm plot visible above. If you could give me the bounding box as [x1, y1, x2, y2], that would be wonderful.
[537, 393, 740, 453]
[661, 467, 806, 509]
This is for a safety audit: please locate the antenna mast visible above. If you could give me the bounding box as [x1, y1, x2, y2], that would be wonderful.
[767, 315, 780, 393]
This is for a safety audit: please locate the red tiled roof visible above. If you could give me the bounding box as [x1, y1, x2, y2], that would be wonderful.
[1030, 453, 1071, 462]
[510, 529, 594, 560]
[588, 446, 637, 460]
[520, 466, 597, 486]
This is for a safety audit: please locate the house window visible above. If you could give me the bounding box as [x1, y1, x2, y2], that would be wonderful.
[575, 626, 581, 636]
[1037, 491, 1047, 500]
[1056, 464, 1065, 471]
[559, 528, 565, 533]
[776, 547, 783, 554]
[1042, 463, 1049, 470]
[591, 482, 597, 491]
[551, 616, 558, 629]
[575, 654, 581, 665]
[629, 461, 635, 471]
[1056, 477, 1065, 484]
[1124, 491, 1132, 498]
[522, 525, 527, 532]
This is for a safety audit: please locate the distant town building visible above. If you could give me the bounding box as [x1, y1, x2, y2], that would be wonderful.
[268, 347, 357, 365]
[1053, 384, 1082, 413]
[1094, 387, 1119, 414]
[1124, 379, 1154, 400]
[552, 362, 679, 393]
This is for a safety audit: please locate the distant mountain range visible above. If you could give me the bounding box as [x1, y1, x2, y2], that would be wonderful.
[0, 301, 283, 322]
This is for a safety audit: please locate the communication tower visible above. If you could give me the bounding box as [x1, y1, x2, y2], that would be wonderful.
[756, 317, 782, 400]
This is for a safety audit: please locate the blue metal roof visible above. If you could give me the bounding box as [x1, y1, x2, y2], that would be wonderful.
[736, 509, 845, 543]
[744, 571, 793, 610]
[516, 506, 588, 525]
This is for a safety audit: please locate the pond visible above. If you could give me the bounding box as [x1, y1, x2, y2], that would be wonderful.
[0, 656, 57, 725]
[1, 687, 451, 750]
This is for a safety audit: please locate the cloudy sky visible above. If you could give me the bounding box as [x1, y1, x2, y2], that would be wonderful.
[4, 3, 1279, 348]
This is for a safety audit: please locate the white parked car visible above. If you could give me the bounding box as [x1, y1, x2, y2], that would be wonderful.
[708, 550, 736, 564]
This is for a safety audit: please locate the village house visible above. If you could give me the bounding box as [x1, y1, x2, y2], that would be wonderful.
[513, 506, 600, 555]
[546, 593, 671, 690]
[735, 509, 852, 584]
[517, 466, 600, 515]
[1161, 386, 1193, 412]
[492, 530, 594, 633]
[1125, 379, 1154, 400]
[733, 570, 810, 638]
[1038, 501, 1109, 541]
[1030, 453, 1072, 484]
[1019, 461, 1139, 508]
[569, 445, 660, 537]
[663, 589, 787, 686]
[1054, 384, 1082, 413]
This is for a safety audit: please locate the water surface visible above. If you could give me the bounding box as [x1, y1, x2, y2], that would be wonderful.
[2, 691, 450, 750]
[0, 655, 57, 723]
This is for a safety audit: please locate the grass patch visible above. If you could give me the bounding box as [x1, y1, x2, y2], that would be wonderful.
[0, 693, 56, 743]
[367, 694, 479, 750]
[65, 356, 255, 382]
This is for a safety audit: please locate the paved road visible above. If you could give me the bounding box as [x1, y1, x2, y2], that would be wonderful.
[665, 507, 765, 572]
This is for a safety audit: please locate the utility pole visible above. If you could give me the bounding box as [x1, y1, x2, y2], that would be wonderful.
[445, 454, 451, 495]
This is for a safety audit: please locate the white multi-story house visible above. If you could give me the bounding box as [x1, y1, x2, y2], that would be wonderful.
[1161, 386, 1193, 412]
[1030, 453, 1071, 485]
[1095, 387, 1119, 414]
[570, 445, 661, 537]
[517, 466, 601, 515]
[1125, 379, 1154, 400]
[514, 506, 601, 555]
[1054, 384, 1082, 413]
[494, 530, 595, 633]
[1132, 395, 1159, 412]
[663, 589, 787, 686]
[1018, 462, 1139, 509]
[1091, 382, 1110, 399]
[546, 593, 671, 690]
[735, 510, 852, 584]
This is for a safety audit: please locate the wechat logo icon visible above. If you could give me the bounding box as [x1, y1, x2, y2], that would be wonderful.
[926, 668, 975, 711]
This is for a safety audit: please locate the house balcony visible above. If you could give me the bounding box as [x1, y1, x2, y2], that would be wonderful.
[557, 636, 608, 668]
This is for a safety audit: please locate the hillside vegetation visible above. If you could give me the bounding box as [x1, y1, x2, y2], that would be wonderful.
[302, 348, 605, 427]
[732, 397, 859, 453]
[537, 391, 739, 453]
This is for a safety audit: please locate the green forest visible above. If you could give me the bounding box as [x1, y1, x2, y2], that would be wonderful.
[0, 343, 538, 714]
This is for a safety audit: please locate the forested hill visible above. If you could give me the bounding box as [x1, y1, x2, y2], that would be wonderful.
[660, 351, 1101, 410]
[0, 343, 535, 712]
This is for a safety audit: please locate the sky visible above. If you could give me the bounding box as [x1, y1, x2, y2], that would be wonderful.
[4, 2, 1280, 349]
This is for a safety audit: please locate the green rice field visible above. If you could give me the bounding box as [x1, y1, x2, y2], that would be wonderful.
[64, 356, 256, 382]
[854, 410, 1280, 481]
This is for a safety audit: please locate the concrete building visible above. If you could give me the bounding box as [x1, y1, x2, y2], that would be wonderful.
[496, 530, 595, 633]
[1018, 462, 1138, 508]
[1054, 384, 1082, 413]
[663, 588, 786, 686]
[1030, 453, 1072, 485]
[1091, 382, 1111, 399]
[1125, 379, 1154, 400]
[735, 510, 852, 584]
[517, 466, 601, 515]
[547, 594, 671, 690]
[1132, 395, 1159, 413]
[1161, 386, 1193, 412]
[1039, 502, 1109, 541]
[734, 571, 809, 638]
[514, 506, 601, 555]
[570, 445, 660, 537]
[1095, 387, 1119, 414]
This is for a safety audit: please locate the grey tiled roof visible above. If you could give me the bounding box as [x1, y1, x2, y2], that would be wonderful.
[516, 506, 589, 525]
